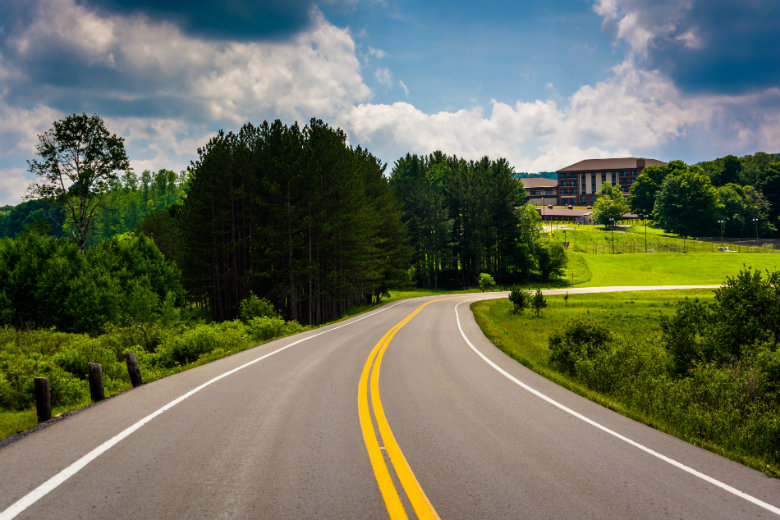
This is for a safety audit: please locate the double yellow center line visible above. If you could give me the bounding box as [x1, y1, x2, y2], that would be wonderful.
[358, 298, 451, 520]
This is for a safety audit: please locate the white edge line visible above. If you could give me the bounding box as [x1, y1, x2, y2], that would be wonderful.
[454, 299, 780, 517]
[0, 299, 410, 520]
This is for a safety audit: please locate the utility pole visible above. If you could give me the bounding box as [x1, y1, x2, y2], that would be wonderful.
[644, 214, 649, 253]
[717, 219, 724, 250]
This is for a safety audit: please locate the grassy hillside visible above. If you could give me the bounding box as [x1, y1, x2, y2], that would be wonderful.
[566, 251, 780, 287]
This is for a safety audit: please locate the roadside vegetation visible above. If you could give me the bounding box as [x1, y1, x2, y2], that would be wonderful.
[474, 268, 780, 476]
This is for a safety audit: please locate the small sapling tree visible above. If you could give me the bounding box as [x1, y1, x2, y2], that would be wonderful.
[508, 286, 530, 314]
[479, 273, 497, 292]
[532, 288, 547, 317]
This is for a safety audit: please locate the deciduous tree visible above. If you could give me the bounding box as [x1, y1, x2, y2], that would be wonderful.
[592, 183, 629, 227]
[27, 114, 130, 254]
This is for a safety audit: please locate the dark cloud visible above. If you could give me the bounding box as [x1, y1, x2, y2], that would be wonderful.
[602, 0, 779, 95]
[652, 0, 779, 94]
[86, 0, 318, 41]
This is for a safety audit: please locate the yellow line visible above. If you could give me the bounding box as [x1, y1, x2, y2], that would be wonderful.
[358, 327, 408, 519]
[359, 298, 457, 520]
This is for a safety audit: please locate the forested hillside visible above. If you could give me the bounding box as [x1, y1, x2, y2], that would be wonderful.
[0, 169, 186, 245]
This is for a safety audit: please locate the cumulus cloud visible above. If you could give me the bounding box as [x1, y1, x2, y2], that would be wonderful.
[0, 168, 32, 206]
[592, 0, 780, 94]
[0, 0, 373, 193]
[0, 103, 62, 156]
[339, 59, 780, 171]
[0, 0, 371, 124]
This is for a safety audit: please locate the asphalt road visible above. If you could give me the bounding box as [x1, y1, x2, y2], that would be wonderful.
[1, 287, 778, 519]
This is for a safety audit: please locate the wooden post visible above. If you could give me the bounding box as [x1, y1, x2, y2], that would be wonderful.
[34, 377, 51, 423]
[125, 353, 143, 387]
[88, 363, 105, 402]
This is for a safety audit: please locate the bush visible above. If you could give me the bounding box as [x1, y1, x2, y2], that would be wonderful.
[535, 241, 567, 281]
[238, 292, 278, 321]
[508, 286, 529, 314]
[152, 322, 248, 368]
[478, 273, 497, 292]
[548, 319, 612, 377]
[245, 316, 303, 341]
[0, 351, 86, 410]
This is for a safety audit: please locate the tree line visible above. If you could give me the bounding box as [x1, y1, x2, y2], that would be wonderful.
[628, 153, 779, 238]
[389, 152, 565, 288]
[0, 169, 186, 245]
[172, 118, 410, 324]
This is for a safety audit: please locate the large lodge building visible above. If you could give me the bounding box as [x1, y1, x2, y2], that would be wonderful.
[555, 157, 666, 206]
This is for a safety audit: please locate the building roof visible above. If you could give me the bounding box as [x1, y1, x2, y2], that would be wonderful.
[538, 207, 591, 217]
[521, 177, 558, 188]
[557, 157, 666, 172]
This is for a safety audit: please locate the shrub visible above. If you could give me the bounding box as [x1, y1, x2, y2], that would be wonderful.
[548, 319, 612, 377]
[152, 322, 248, 368]
[0, 351, 86, 410]
[535, 241, 567, 281]
[246, 316, 286, 341]
[52, 336, 126, 382]
[239, 292, 278, 321]
[508, 286, 530, 314]
[478, 273, 497, 292]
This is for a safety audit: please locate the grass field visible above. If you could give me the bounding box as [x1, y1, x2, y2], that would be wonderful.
[548, 223, 775, 255]
[472, 290, 714, 375]
[471, 289, 779, 475]
[565, 251, 780, 287]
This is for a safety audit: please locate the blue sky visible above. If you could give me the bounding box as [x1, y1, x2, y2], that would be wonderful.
[1, 0, 778, 205]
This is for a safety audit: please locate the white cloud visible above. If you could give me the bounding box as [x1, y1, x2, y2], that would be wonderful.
[592, 0, 698, 57]
[375, 67, 392, 87]
[399, 80, 409, 96]
[8, 0, 372, 124]
[0, 168, 32, 206]
[368, 46, 386, 59]
[105, 116, 217, 174]
[0, 103, 62, 156]
[339, 59, 780, 171]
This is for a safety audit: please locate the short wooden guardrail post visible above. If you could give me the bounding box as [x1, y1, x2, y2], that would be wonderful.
[88, 362, 105, 402]
[125, 353, 143, 387]
[34, 377, 51, 423]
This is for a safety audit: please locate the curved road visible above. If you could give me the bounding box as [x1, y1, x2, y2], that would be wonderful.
[1, 287, 778, 519]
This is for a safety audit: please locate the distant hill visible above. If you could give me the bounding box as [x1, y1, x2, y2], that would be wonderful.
[516, 171, 557, 180]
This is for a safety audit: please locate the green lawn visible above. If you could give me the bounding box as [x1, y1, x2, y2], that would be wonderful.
[550, 224, 773, 255]
[550, 250, 780, 288]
